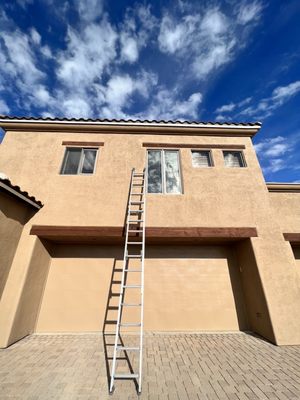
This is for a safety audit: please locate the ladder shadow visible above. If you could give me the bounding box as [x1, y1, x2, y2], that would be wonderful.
[102, 258, 139, 394]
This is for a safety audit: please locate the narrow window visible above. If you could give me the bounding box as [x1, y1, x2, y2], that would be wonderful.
[223, 151, 246, 167]
[61, 148, 98, 175]
[191, 150, 213, 167]
[147, 150, 182, 194]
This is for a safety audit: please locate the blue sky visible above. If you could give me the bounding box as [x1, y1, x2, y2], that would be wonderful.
[0, 0, 299, 182]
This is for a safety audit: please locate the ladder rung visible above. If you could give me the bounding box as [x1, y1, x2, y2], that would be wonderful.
[114, 373, 139, 379]
[120, 323, 141, 327]
[122, 303, 142, 307]
[128, 230, 143, 232]
[126, 255, 142, 258]
[131, 193, 144, 196]
[132, 184, 143, 186]
[130, 201, 144, 204]
[129, 210, 143, 214]
[128, 220, 143, 222]
[117, 346, 139, 351]
[124, 269, 142, 272]
[127, 242, 143, 245]
[123, 284, 141, 288]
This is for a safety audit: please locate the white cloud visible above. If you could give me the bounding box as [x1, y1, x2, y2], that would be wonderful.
[237, 1, 264, 25]
[30, 28, 41, 45]
[61, 96, 91, 118]
[140, 89, 202, 120]
[263, 158, 286, 174]
[0, 99, 10, 114]
[57, 21, 117, 89]
[215, 103, 236, 113]
[73, 0, 103, 23]
[40, 45, 52, 58]
[240, 81, 300, 118]
[119, 4, 158, 65]
[120, 36, 139, 63]
[254, 136, 292, 174]
[101, 71, 158, 118]
[158, 5, 260, 81]
[2, 30, 44, 86]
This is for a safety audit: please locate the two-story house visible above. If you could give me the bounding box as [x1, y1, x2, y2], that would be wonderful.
[0, 116, 299, 348]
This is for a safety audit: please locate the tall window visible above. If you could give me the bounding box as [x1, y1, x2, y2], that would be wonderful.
[60, 148, 98, 175]
[223, 151, 246, 168]
[147, 150, 182, 194]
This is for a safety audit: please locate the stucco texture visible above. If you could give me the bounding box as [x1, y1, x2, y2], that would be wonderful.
[0, 125, 299, 346]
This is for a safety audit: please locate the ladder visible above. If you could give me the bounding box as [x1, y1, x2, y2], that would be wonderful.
[109, 168, 147, 394]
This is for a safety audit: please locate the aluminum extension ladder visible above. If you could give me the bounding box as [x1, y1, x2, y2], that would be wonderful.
[109, 168, 147, 394]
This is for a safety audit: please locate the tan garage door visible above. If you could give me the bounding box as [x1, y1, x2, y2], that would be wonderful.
[35, 244, 248, 333]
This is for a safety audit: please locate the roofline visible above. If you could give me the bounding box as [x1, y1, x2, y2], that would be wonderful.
[0, 117, 262, 137]
[0, 181, 42, 208]
[266, 183, 300, 193]
[0, 172, 43, 208]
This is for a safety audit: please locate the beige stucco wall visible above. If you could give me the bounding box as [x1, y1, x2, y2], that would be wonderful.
[268, 192, 300, 233]
[0, 126, 299, 345]
[0, 191, 34, 299]
[35, 244, 248, 333]
[0, 130, 268, 228]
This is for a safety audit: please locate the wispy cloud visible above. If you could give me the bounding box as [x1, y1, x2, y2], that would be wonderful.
[236, 1, 264, 25]
[158, 2, 263, 80]
[254, 135, 298, 175]
[240, 81, 300, 118]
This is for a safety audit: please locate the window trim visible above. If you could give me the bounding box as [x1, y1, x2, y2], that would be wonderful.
[60, 147, 99, 175]
[146, 149, 183, 195]
[191, 150, 214, 168]
[223, 150, 247, 168]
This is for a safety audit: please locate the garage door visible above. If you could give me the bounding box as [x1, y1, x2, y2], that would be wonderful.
[35, 244, 248, 332]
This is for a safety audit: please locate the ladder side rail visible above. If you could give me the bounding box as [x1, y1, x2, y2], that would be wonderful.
[110, 167, 135, 393]
[138, 167, 147, 392]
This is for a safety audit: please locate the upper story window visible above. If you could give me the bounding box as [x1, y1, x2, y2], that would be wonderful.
[147, 150, 182, 194]
[191, 150, 213, 167]
[60, 147, 98, 175]
[223, 151, 246, 168]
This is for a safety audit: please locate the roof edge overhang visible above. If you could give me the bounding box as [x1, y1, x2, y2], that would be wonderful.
[266, 183, 300, 193]
[0, 117, 262, 137]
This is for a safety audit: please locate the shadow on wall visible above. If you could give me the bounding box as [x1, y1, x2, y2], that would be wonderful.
[8, 239, 52, 345]
[235, 239, 276, 344]
[292, 246, 300, 260]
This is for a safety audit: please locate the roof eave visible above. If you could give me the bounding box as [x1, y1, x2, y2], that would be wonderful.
[0, 118, 262, 137]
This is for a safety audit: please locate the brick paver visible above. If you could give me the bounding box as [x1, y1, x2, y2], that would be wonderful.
[0, 332, 300, 399]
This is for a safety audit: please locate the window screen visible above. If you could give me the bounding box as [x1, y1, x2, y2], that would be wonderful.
[61, 148, 98, 175]
[147, 150, 182, 194]
[191, 151, 212, 167]
[223, 151, 245, 167]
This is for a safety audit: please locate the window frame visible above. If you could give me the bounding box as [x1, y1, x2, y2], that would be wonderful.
[191, 150, 214, 168]
[60, 147, 99, 175]
[223, 150, 246, 168]
[146, 149, 183, 195]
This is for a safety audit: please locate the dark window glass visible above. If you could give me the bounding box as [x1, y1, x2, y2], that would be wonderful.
[223, 151, 245, 167]
[165, 151, 181, 194]
[192, 151, 212, 167]
[61, 148, 81, 174]
[61, 148, 98, 175]
[147, 150, 182, 194]
[147, 150, 162, 193]
[82, 149, 97, 174]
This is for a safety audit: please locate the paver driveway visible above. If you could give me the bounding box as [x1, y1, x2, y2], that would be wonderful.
[0, 332, 300, 400]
